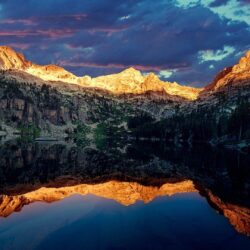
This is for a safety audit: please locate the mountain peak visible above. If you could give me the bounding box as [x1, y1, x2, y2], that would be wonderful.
[122, 67, 140, 73]
[204, 50, 250, 92]
[232, 50, 250, 73]
[144, 72, 160, 81]
[0, 46, 202, 100]
[0, 45, 31, 70]
[119, 67, 143, 79]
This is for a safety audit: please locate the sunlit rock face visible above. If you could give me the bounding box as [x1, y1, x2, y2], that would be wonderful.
[1, 180, 250, 236]
[26, 64, 79, 83]
[88, 69, 201, 100]
[0, 46, 201, 100]
[233, 51, 250, 73]
[207, 191, 250, 236]
[0, 46, 31, 70]
[1, 46, 250, 101]
[0, 46, 250, 140]
[0, 180, 196, 217]
[90, 68, 145, 95]
[205, 50, 250, 92]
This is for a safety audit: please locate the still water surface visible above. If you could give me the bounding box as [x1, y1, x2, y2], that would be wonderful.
[1, 194, 250, 250]
[0, 140, 249, 250]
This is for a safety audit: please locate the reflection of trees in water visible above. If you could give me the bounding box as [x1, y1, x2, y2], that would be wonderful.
[0, 139, 249, 207]
[0, 139, 250, 235]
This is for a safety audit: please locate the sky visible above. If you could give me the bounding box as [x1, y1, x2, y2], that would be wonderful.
[0, 0, 249, 87]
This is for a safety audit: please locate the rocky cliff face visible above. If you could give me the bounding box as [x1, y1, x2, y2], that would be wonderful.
[0, 72, 181, 136]
[1, 46, 249, 100]
[0, 46, 201, 100]
[0, 46, 31, 70]
[0, 46, 249, 139]
[90, 68, 201, 100]
[204, 51, 250, 93]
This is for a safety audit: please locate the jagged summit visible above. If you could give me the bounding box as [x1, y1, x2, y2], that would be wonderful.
[205, 50, 250, 92]
[0, 46, 202, 100]
[0, 46, 78, 83]
[0, 46, 31, 70]
[232, 50, 250, 73]
[121, 67, 142, 74]
[0, 46, 250, 100]
[94, 66, 144, 84]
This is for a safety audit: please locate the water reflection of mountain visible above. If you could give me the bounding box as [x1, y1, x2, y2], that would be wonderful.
[0, 140, 249, 235]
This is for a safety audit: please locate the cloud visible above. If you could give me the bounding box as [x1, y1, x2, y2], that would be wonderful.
[59, 60, 166, 72]
[0, 0, 249, 86]
[158, 70, 176, 79]
[198, 46, 236, 63]
[176, 0, 250, 25]
[2, 43, 31, 50]
[209, 0, 230, 7]
[0, 18, 37, 25]
[119, 15, 131, 21]
[0, 28, 77, 38]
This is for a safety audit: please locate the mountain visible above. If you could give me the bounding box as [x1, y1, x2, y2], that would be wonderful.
[205, 51, 250, 92]
[1, 45, 249, 103]
[0, 46, 201, 100]
[0, 46, 249, 147]
[0, 46, 31, 70]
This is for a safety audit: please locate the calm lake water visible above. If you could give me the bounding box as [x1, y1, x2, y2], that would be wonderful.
[0, 140, 250, 250]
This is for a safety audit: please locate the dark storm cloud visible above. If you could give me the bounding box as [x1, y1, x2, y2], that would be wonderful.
[0, 0, 249, 86]
[209, 0, 230, 7]
[238, 0, 250, 4]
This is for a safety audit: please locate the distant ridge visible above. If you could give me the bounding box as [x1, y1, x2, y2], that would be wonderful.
[1, 46, 250, 100]
[0, 46, 201, 100]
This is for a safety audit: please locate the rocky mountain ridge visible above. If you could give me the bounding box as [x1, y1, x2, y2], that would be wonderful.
[0, 46, 201, 100]
[1, 46, 250, 99]
[204, 51, 250, 93]
[0, 46, 249, 142]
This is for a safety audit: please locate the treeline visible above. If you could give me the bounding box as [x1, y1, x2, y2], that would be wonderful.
[128, 100, 250, 143]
